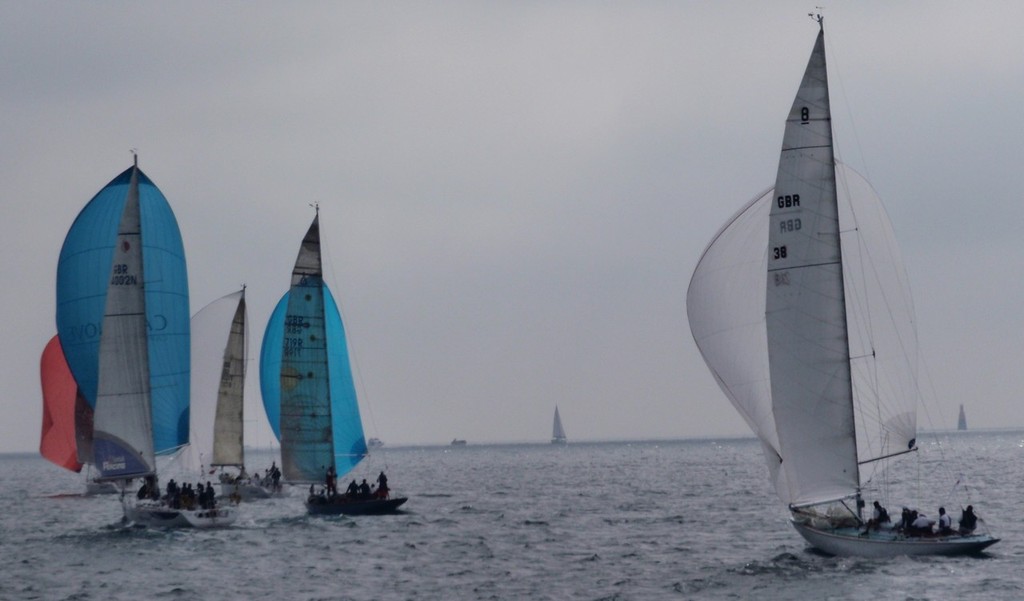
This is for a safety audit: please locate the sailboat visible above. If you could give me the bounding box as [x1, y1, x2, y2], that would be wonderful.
[63, 157, 234, 528]
[958, 404, 968, 431]
[686, 18, 997, 556]
[190, 288, 281, 500]
[551, 406, 567, 444]
[260, 209, 407, 515]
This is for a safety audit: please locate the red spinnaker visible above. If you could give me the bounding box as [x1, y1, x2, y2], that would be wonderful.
[40, 335, 84, 472]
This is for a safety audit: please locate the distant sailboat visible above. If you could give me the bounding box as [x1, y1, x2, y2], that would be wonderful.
[68, 158, 234, 528]
[551, 406, 567, 444]
[260, 208, 407, 515]
[687, 17, 996, 556]
[958, 405, 968, 431]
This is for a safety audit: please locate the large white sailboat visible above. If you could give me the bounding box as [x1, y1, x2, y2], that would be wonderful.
[686, 18, 997, 556]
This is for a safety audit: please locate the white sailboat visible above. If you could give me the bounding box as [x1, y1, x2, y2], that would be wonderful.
[91, 158, 235, 528]
[191, 287, 282, 501]
[686, 18, 997, 556]
[551, 406, 567, 445]
[958, 404, 968, 431]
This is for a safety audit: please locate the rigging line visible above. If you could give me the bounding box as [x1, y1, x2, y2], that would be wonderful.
[317, 207, 384, 450]
[822, 25, 871, 184]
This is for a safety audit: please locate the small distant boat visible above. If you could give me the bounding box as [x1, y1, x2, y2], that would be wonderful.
[261, 208, 407, 516]
[450, 439, 467, 446]
[551, 406, 567, 445]
[368, 438, 384, 449]
[958, 405, 967, 431]
[687, 17, 996, 556]
[79, 157, 235, 528]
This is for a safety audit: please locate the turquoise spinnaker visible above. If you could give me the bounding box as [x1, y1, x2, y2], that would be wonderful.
[260, 286, 367, 479]
[56, 164, 190, 453]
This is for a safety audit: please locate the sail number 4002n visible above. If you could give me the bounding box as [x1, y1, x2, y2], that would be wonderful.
[110, 264, 137, 286]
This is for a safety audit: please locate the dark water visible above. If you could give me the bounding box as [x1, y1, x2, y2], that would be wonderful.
[3, 432, 1022, 600]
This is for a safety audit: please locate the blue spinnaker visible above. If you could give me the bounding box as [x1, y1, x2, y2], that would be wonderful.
[260, 286, 366, 478]
[56, 165, 190, 453]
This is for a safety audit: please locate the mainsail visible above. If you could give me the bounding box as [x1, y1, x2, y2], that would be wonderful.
[260, 213, 366, 482]
[56, 162, 190, 453]
[91, 163, 156, 480]
[190, 288, 248, 469]
[764, 28, 857, 507]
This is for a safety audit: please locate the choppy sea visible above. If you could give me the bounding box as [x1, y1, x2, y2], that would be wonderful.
[3, 431, 1023, 600]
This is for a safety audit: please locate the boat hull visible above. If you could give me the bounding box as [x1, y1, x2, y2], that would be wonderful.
[125, 501, 238, 529]
[791, 520, 999, 557]
[306, 496, 408, 516]
[218, 482, 282, 501]
[85, 480, 119, 495]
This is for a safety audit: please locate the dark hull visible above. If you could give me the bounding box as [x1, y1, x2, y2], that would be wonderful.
[306, 496, 408, 516]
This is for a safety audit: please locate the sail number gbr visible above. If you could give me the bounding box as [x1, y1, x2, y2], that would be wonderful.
[110, 263, 137, 286]
[773, 193, 801, 261]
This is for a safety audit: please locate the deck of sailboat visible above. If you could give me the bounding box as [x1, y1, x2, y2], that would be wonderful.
[791, 520, 999, 557]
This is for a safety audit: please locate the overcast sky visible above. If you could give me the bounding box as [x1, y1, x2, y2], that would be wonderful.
[3, 1, 1023, 453]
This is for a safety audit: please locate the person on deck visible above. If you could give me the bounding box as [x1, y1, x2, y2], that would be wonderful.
[346, 479, 359, 497]
[376, 471, 389, 499]
[864, 501, 890, 532]
[910, 511, 936, 535]
[959, 505, 978, 534]
[325, 466, 337, 496]
[358, 479, 371, 498]
[937, 507, 953, 535]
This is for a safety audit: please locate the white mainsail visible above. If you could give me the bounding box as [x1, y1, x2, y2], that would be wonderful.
[188, 288, 248, 471]
[213, 290, 247, 466]
[765, 28, 857, 507]
[92, 163, 156, 480]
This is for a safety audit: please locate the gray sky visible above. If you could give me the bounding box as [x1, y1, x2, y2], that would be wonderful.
[4, 2, 1023, 453]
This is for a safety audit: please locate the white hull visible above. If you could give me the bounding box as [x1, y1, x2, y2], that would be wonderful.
[124, 500, 237, 529]
[218, 482, 282, 501]
[85, 481, 119, 496]
[791, 520, 998, 557]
